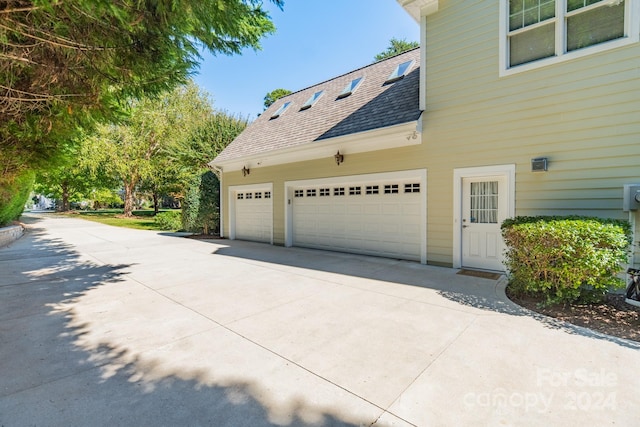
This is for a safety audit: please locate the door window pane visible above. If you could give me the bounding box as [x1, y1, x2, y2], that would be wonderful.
[470, 181, 499, 224]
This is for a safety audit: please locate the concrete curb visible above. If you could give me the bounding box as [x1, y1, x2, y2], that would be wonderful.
[0, 224, 24, 248]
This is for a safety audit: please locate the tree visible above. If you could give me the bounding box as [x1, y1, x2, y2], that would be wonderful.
[263, 88, 292, 109]
[373, 38, 419, 62]
[82, 82, 230, 217]
[0, 0, 283, 206]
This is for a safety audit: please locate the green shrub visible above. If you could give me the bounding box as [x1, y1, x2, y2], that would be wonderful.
[154, 210, 182, 231]
[0, 170, 35, 226]
[501, 216, 631, 305]
[182, 171, 219, 234]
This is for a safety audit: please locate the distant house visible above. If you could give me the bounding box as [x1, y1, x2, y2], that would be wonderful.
[212, 0, 640, 271]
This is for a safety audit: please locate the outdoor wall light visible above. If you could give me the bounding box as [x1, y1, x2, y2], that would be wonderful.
[334, 150, 344, 166]
[531, 157, 548, 172]
[242, 166, 250, 176]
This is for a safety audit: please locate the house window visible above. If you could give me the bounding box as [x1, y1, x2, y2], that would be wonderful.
[319, 188, 331, 196]
[385, 60, 414, 83]
[334, 187, 345, 196]
[337, 77, 364, 99]
[300, 91, 324, 110]
[306, 189, 317, 197]
[349, 186, 361, 195]
[294, 190, 304, 198]
[270, 101, 291, 119]
[503, 0, 636, 72]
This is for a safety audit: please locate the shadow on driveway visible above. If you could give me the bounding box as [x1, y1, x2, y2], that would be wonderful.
[0, 217, 362, 426]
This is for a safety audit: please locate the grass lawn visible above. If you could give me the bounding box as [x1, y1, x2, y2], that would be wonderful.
[66, 209, 175, 231]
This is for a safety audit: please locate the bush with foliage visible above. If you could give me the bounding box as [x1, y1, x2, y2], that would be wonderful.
[0, 170, 35, 227]
[154, 210, 182, 231]
[182, 171, 220, 235]
[502, 216, 631, 305]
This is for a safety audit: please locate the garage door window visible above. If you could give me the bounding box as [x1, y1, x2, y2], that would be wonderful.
[255, 192, 262, 199]
[405, 183, 420, 193]
[366, 185, 379, 195]
[265, 191, 271, 199]
[349, 186, 362, 195]
[306, 189, 317, 197]
[237, 193, 244, 199]
[384, 184, 399, 194]
[320, 188, 330, 196]
[334, 187, 345, 196]
[295, 190, 304, 197]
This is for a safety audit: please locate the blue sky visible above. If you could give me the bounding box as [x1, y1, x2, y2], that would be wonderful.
[192, 1, 420, 120]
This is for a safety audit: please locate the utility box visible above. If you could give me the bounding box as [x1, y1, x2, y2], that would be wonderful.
[623, 184, 640, 211]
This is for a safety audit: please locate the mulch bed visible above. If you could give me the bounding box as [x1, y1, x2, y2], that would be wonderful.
[507, 288, 640, 343]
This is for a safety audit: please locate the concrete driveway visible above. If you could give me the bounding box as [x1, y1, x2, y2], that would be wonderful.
[1, 213, 638, 426]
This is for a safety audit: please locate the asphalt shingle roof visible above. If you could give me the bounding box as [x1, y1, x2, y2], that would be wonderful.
[214, 48, 421, 163]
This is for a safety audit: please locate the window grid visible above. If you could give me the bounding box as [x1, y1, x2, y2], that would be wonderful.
[366, 185, 379, 195]
[384, 184, 399, 194]
[470, 181, 499, 224]
[506, 0, 628, 69]
[405, 183, 420, 193]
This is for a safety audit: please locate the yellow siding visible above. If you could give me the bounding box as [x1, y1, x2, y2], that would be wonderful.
[421, 0, 640, 264]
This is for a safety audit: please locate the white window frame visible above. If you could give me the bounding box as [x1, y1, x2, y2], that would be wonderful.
[499, 0, 640, 76]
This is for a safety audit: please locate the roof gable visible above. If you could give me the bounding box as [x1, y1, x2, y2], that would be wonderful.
[214, 48, 421, 164]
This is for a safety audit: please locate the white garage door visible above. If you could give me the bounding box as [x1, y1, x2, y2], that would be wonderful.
[233, 189, 272, 243]
[292, 179, 423, 260]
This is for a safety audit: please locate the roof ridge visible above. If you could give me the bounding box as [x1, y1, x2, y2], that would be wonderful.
[277, 47, 420, 100]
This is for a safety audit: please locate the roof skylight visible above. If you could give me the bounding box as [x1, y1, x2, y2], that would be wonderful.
[337, 77, 363, 99]
[300, 90, 324, 110]
[385, 60, 414, 84]
[270, 101, 291, 119]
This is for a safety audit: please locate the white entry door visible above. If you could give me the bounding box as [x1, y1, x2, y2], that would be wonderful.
[461, 176, 507, 271]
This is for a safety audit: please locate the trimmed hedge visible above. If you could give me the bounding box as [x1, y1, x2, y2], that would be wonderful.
[0, 170, 35, 227]
[154, 210, 182, 231]
[501, 216, 631, 305]
[182, 171, 220, 235]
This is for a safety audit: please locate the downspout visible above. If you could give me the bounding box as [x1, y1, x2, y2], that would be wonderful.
[210, 165, 224, 238]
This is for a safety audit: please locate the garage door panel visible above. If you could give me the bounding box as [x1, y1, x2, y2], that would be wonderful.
[292, 177, 424, 261]
[234, 189, 272, 243]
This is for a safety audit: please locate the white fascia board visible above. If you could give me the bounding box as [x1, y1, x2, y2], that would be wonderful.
[397, 0, 439, 22]
[210, 119, 422, 172]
